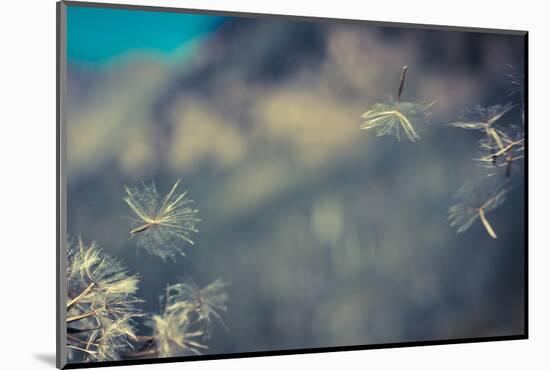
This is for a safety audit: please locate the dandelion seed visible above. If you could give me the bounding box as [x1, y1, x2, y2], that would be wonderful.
[477, 124, 525, 178]
[450, 103, 524, 179]
[448, 178, 510, 239]
[123, 179, 200, 261]
[164, 279, 229, 331]
[147, 279, 229, 357]
[361, 100, 434, 142]
[150, 311, 207, 357]
[449, 103, 515, 132]
[448, 103, 516, 153]
[505, 63, 525, 98]
[360, 65, 434, 142]
[505, 64, 526, 126]
[66, 238, 142, 362]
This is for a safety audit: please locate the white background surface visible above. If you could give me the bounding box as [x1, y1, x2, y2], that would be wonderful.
[0, 0, 547, 368]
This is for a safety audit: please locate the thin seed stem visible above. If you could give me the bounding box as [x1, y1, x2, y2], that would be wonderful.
[68, 335, 100, 347]
[486, 127, 505, 151]
[67, 307, 104, 323]
[130, 223, 151, 234]
[493, 138, 525, 157]
[127, 349, 159, 357]
[67, 282, 96, 311]
[506, 156, 513, 178]
[478, 208, 497, 239]
[397, 65, 408, 103]
[67, 345, 98, 356]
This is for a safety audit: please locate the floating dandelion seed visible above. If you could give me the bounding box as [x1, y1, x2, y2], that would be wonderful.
[67, 238, 142, 362]
[505, 63, 525, 98]
[448, 68, 525, 237]
[142, 279, 229, 357]
[360, 65, 434, 142]
[150, 311, 206, 357]
[361, 100, 434, 141]
[124, 179, 200, 261]
[505, 64, 526, 126]
[448, 103, 515, 152]
[448, 178, 510, 239]
[449, 103, 523, 178]
[449, 103, 515, 132]
[164, 279, 229, 332]
[477, 124, 525, 178]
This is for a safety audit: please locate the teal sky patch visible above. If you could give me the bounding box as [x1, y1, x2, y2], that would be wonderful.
[67, 6, 225, 64]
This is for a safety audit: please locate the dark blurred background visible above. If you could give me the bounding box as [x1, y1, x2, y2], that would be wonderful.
[66, 6, 525, 354]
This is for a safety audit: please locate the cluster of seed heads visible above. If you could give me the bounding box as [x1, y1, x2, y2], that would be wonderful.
[447, 66, 524, 239]
[361, 64, 524, 239]
[67, 179, 228, 363]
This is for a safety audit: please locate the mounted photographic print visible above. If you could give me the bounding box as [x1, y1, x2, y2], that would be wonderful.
[56, 1, 528, 368]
